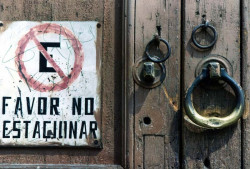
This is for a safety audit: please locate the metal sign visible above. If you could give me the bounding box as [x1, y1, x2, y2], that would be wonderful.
[0, 21, 101, 147]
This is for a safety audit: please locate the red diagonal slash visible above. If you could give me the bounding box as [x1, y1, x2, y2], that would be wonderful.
[15, 23, 84, 92]
[31, 35, 66, 79]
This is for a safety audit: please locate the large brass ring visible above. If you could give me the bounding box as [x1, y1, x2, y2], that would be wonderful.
[184, 68, 244, 129]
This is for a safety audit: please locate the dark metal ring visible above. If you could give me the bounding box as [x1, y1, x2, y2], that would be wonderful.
[184, 68, 244, 129]
[145, 38, 171, 63]
[191, 23, 218, 49]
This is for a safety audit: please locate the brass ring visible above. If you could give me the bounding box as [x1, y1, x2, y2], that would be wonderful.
[184, 68, 244, 129]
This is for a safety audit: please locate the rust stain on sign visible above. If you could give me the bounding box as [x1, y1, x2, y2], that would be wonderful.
[0, 21, 102, 147]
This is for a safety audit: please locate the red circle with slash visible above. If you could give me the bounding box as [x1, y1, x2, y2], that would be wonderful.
[15, 23, 84, 92]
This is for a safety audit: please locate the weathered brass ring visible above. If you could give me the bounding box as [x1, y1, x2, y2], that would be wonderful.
[185, 68, 244, 129]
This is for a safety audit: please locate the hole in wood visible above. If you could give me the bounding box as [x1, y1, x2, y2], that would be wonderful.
[204, 157, 211, 168]
[97, 23, 101, 28]
[143, 117, 151, 125]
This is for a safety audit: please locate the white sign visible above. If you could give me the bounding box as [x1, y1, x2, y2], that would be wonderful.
[0, 21, 101, 146]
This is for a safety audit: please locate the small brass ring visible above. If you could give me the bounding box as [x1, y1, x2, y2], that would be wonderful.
[145, 38, 171, 63]
[184, 68, 244, 129]
[191, 22, 218, 49]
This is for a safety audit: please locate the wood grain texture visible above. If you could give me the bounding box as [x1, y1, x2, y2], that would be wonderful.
[242, 0, 250, 168]
[183, 0, 241, 168]
[0, 0, 123, 165]
[0, 164, 123, 169]
[144, 136, 164, 169]
[134, 0, 181, 168]
[123, 0, 135, 168]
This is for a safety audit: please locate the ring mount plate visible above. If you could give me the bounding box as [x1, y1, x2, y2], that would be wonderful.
[195, 54, 233, 89]
[133, 57, 166, 89]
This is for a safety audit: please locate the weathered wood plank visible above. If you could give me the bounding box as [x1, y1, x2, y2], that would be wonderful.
[183, 0, 241, 168]
[0, 0, 123, 165]
[0, 0, 103, 21]
[123, 0, 135, 168]
[0, 164, 123, 169]
[134, 0, 181, 168]
[144, 136, 164, 169]
[242, 0, 250, 168]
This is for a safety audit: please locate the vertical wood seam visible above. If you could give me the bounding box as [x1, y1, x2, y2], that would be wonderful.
[123, 0, 135, 168]
[240, 1, 243, 168]
[133, 0, 136, 168]
[122, 0, 127, 167]
[180, 0, 186, 168]
[241, 0, 248, 168]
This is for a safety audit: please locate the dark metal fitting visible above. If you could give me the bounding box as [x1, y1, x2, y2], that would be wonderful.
[204, 20, 209, 27]
[191, 21, 218, 49]
[133, 58, 166, 89]
[208, 62, 221, 79]
[153, 34, 160, 47]
[143, 62, 155, 83]
[145, 38, 171, 63]
[156, 25, 162, 37]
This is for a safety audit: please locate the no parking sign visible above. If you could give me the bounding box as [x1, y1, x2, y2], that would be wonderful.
[0, 21, 101, 147]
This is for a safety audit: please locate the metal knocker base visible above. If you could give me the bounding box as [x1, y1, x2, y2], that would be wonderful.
[133, 35, 171, 88]
[132, 58, 166, 89]
[184, 66, 245, 129]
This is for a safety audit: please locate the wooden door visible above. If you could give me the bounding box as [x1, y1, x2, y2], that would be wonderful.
[0, 0, 123, 168]
[124, 0, 181, 168]
[124, 0, 250, 168]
